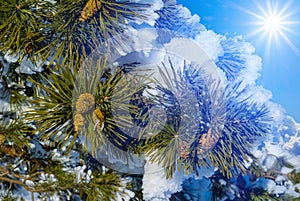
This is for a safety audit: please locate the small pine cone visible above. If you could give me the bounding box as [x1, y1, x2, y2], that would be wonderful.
[0, 133, 5, 145]
[25, 42, 33, 54]
[0, 145, 24, 157]
[79, 0, 102, 22]
[178, 141, 189, 159]
[92, 108, 105, 130]
[76, 93, 95, 114]
[198, 128, 219, 155]
[74, 113, 85, 132]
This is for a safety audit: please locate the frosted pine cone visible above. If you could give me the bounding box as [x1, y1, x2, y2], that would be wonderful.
[76, 93, 95, 114]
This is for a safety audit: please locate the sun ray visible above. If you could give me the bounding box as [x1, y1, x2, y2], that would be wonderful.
[278, 29, 300, 58]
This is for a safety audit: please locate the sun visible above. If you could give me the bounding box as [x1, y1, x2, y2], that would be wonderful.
[251, 0, 289, 44]
[236, 0, 300, 59]
[263, 14, 282, 32]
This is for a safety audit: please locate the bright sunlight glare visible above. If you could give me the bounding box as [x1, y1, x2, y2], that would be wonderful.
[263, 14, 282, 32]
[235, 0, 300, 60]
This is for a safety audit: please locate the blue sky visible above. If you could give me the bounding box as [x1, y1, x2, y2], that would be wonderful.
[177, 0, 300, 122]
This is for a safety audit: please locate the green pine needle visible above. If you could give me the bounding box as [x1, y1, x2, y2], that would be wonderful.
[25, 64, 76, 150]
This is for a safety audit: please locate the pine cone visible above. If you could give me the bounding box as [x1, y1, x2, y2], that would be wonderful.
[0, 133, 5, 145]
[25, 42, 33, 54]
[197, 128, 219, 155]
[178, 140, 189, 159]
[79, 0, 102, 22]
[92, 108, 105, 130]
[74, 113, 85, 132]
[76, 93, 95, 114]
[0, 145, 24, 157]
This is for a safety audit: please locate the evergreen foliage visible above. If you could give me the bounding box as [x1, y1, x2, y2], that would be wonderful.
[0, 0, 149, 67]
[155, 0, 204, 43]
[216, 37, 250, 81]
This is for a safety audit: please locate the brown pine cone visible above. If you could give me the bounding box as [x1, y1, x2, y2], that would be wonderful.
[0, 145, 24, 157]
[74, 113, 85, 132]
[0, 133, 5, 146]
[92, 108, 105, 130]
[178, 140, 189, 159]
[198, 128, 219, 155]
[25, 42, 33, 54]
[75, 93, 95, 114]
[79, 0, 102, 22]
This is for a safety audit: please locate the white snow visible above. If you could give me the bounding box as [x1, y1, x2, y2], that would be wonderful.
[219, 179, 227, 185]
[4, 51, 19, 63]
[119, 0, 163, 26]
[142, 158, 185, 201]
[24, 180, 34, 187]
[19, 57, 44, 74]
[194, 30, 223, 61]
